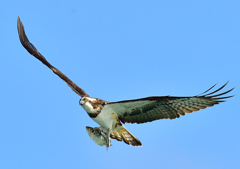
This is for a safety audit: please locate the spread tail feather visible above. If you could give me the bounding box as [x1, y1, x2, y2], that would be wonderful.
[110, 126, 142, 146]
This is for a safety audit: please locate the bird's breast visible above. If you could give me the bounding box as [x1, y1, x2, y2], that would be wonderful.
[92, 106, 119, 130]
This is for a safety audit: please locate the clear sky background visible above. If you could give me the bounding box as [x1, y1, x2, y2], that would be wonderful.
[1, 1, 239, 169]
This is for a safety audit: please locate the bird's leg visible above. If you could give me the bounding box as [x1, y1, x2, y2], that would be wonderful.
[106, 128, 111, 148]
[103, 129, 111, 151]
[97, 127, 111, 150]
[97, 127, 107, 134]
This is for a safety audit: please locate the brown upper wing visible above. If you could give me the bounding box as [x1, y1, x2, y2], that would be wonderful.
[105, 82, 234, 124]
[17, 16, 89, 97]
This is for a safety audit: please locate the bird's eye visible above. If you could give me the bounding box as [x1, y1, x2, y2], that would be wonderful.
[84, 98, 88, 102]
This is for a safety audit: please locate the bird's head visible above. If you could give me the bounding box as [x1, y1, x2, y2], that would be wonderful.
[79, 97, 99, 114]
[79, 97, 91, 106]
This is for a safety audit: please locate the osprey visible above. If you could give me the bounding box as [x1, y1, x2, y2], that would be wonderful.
[17, 17, 234, 149]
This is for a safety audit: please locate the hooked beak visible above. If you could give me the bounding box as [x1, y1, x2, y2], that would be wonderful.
[79, 99, 84, 105]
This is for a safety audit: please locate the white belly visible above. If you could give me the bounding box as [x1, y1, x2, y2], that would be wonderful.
[92, 106, 118, 130]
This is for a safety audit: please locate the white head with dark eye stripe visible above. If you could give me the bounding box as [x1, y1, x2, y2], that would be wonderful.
[79, 97, 98, 114]
[79, 97, 91, 105]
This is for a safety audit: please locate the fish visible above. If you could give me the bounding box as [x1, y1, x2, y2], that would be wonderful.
[86, 126, 111, 148]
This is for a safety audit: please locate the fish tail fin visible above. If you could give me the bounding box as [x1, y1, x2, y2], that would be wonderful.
[110, 125, 142, 147]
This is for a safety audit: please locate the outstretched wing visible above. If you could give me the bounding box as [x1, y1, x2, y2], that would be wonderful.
[17, 16, 89, 97]
[106, 82, 234, 124]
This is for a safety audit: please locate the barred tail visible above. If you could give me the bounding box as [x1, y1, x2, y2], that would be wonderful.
[110, 126, 142, 146]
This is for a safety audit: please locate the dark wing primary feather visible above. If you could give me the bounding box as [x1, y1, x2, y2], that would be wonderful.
[17, 16, 89, 97]
[106, 82, 234, 124]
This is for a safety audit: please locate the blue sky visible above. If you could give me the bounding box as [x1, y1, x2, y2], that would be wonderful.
[1, 1, 239, 169]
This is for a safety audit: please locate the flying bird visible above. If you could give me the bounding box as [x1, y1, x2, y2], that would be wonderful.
[17, 16, 234, 149]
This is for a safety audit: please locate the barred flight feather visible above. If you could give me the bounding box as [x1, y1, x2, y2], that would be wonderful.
[106, 82, 234, 124]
